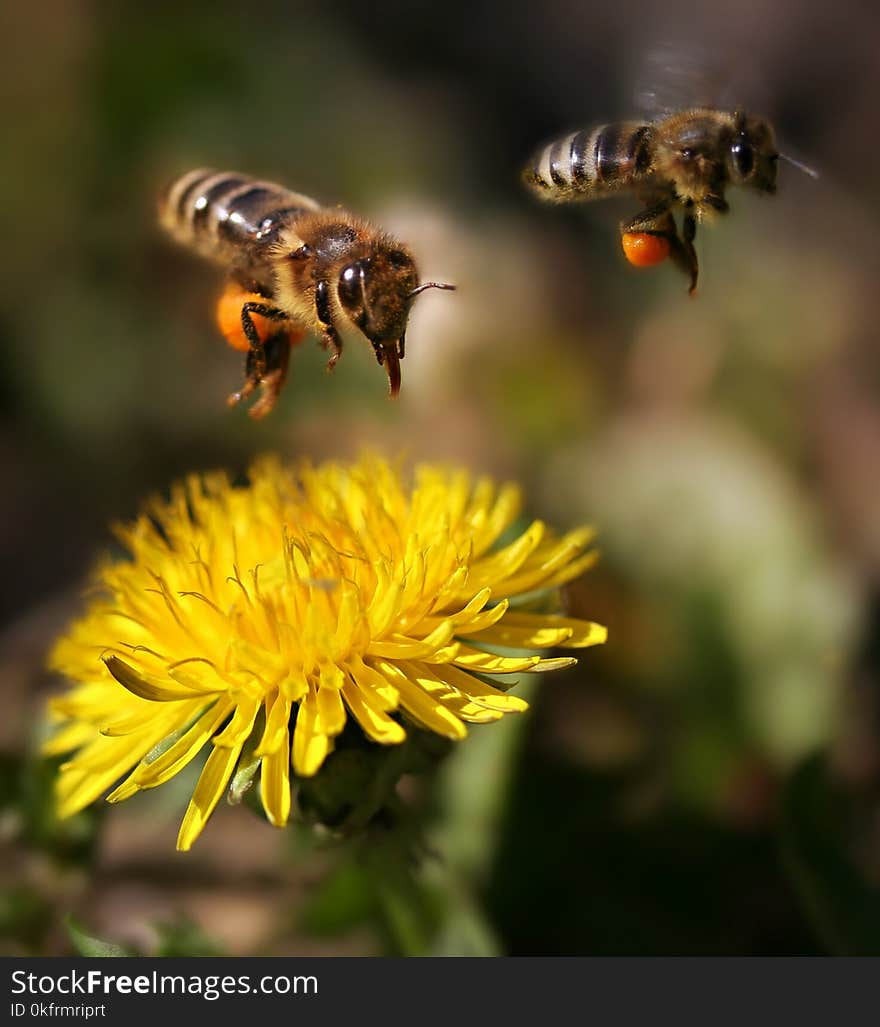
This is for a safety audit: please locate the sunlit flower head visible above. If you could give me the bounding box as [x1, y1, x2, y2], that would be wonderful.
[46, 455, 606, 850]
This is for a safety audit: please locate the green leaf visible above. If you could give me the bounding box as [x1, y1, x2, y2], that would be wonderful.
[65, 916, 136, 957]
[779, 753, 880, 955]
[153, 918, 225, 957]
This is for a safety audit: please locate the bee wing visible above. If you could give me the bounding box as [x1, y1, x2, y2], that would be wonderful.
[633, 41, 821, 180]
[632, 41, 753, 117]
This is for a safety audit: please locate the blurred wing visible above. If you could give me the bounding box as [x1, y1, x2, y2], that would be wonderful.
[632, 41, 756, 117]
[632, 41, 820, 180]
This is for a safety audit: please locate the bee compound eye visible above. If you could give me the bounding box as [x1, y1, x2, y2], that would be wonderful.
[338, 264, 362, 307]
[732, 139, 755, 177]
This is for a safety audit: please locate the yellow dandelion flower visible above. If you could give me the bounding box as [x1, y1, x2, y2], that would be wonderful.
[45, 455, 606, 850]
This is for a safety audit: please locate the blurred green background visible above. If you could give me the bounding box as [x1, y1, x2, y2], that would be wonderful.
[3, 0, 880, 956]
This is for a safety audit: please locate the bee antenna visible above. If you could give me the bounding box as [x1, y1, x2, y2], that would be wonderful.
[780, 152, 819, 179]
[409, 282, 456, 299]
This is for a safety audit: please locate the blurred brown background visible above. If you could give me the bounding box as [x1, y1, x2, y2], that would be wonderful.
[3, 0, 880, 955]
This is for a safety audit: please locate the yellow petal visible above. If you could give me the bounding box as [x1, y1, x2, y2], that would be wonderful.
[42, 722, 95, 756]
[400, 545, 427, 612]
[212, 692, 260, 748]
[281, 672, 309, 702]
[110, 699, 207, 762]
[472, 482, 522, 556]
[454, 703, 505, 723]
[167, 659, 229, 692]
[260, 743, 291, 826]
[451, 645, 542, 674]
[430, 564, 470, 613]
[100, 702, 181, 736]
[453, 598, 510, 636]
[319, 662, 345, 690]
[411, 587, 491, 633]
[367, 569, 404, 637]
[498, 612, 608, 648]
[341, 681, 406, 745]
[395, 660, 458, 702]
[499, 546, 599, 597]
[316, 681, 346, 736]
[177, 740, 244, 851]
[292, 689, 329, 777]
[367, 619, 457, 660]
[420, 642, 463, 665]
[397, 662, 506, 724]
[535, 549, 601, 592]
[103, 656, 205, 701]
[332, 583, 361, 659]
[256, 691, 292, 756]
[56, 726, 172, 818]
[469, 622, 574, 649]
[49, 681, 142, 722]
[467, 521, 545, 590]
[424, 662, 529, 712]
[350, 657, 399, 709]
[373, 659, 467, 740]
[108, 698, 232, 799]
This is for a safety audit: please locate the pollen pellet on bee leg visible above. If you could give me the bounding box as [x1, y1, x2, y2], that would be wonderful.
[621, 232, 671, 267]
[215, 286, 280, 352]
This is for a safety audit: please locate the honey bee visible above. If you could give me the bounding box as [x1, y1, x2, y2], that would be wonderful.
[523, 108, 804, 293]
[159, 169, 454, 418]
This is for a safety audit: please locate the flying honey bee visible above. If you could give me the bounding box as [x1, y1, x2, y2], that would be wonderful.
[159, 169, 454, 418]
[523, 108, 813, 293]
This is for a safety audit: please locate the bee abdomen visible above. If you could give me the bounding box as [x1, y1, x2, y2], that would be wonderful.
[159, 169, 319, 263]
[524, 122, 653, 201]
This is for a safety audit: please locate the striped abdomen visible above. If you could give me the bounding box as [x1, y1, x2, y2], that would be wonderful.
[159, 169, 320, 268]
[524, 122, 654, 201]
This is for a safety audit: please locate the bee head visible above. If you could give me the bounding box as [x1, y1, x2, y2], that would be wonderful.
[337, 246, 419, 345]
[337, 245, 454, 397]
[728, 112, 778, 194]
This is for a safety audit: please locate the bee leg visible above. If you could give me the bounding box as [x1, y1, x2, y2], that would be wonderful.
[226, 300, 290, 411]
[227, 345, 268, 410]
[319, 328, 343, 371]
[680, 209, 699, 295]
[247, 331, 294, 421]
[315, 279, 343, 371]
[621, 201, 672, 235]
[227, 377, 258, 409]
[240, 301, 289, 382]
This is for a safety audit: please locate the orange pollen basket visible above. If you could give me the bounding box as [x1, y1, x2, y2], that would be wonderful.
[215, 286, 287, 353]
[621, 232, 670, 268]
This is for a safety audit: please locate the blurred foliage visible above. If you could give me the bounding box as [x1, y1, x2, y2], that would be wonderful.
[66, 914, 226, 957]
[66, 918, 136, 957]
[4, 0, 880, 956]
[779, 755, 880, 956]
